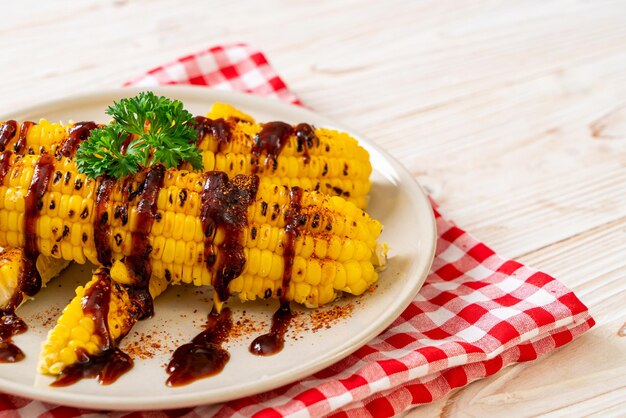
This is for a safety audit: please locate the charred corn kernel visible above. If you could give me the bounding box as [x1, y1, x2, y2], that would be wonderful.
[169, 264, 182, 283]
[39, 268, 170, 375]
[291, 256, 306, 283]
[152, 235, 165, 260]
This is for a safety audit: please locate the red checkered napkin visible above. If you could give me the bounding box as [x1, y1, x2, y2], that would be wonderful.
[1, 44, 594, 418]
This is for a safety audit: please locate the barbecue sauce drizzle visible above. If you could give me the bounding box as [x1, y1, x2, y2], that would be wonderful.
[22, 154, 55, 297]
[94, 176, 115, 265]
[124, 165, 165, 319]
[166, 172, 258, 386]
[166, 307, 232, 387]
[194, 116, 233, 152]
[251, 121, 293, 173]
[200, 172, 259, 302]
[59, 121, 98, 158]
[0, 154, 55, 362]
[13, 121, 34, 154]
[251, 122, 317, 173]
[0, 121, 17, 151]
[52, 269, 133, 386]
[294, 123, 317, 164]
[249, 186, 304, 356]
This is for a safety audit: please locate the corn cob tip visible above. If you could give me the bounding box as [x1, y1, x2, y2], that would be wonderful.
[0, 250, 69, 309]
[206, 103, 255, 123]
[373, 243, 388, 271]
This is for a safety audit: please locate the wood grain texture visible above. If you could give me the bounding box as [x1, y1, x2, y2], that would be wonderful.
[1, 0, 625, 416]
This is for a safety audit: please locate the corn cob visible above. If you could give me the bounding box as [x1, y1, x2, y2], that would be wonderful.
[0, 105, 371, 208]
[0, 153, 382, 310]
[38, 266, 168, 376]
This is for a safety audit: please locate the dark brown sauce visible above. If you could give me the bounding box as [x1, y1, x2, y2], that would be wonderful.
[200, 172, 259, 302]
[166, 307, 232, 387]
[0, 121, 17, 151]
[0, 341, 25, 362]
[94, 176, 115, 265]
[0, 311, 27, 362]
[294, 123, 317, 164]
[249, 187, 303, 356]
[84, 270, 114, 347]
[194, 116, 232, 151]
[51, 269, 134, 386]
[0, 151, 13, 184]
[251, 121, 294, 173]
[249, 301, 293, 356]
[124, 165, 165, 319]
[13, 121, 35, 154]
[21, 154, 55, 297]
[59, 121, 98, 157]
[51, 347, 132, 386]
[280, 187, 304, 298]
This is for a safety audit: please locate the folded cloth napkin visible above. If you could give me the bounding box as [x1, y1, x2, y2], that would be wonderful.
[0, 43, 594, 418]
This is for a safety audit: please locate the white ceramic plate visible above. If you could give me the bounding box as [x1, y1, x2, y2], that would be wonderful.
[0, 87, 436, 410]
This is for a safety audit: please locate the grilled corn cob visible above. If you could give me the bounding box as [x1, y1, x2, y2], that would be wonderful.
[0, 105, 371, 208]
[38, 267, 168, 375]
[0, 153, 382, 309]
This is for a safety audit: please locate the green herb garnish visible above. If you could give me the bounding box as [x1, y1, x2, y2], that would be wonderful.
[75, 91, 203, 179]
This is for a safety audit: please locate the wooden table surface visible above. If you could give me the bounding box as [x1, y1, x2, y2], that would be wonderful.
[3, 0, 626, 416]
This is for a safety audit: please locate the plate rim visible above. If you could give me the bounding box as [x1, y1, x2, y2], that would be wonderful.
[0, 86, 436, 410]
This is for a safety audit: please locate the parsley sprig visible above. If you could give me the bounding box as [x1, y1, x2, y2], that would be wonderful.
[75, 92, 203, 179]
